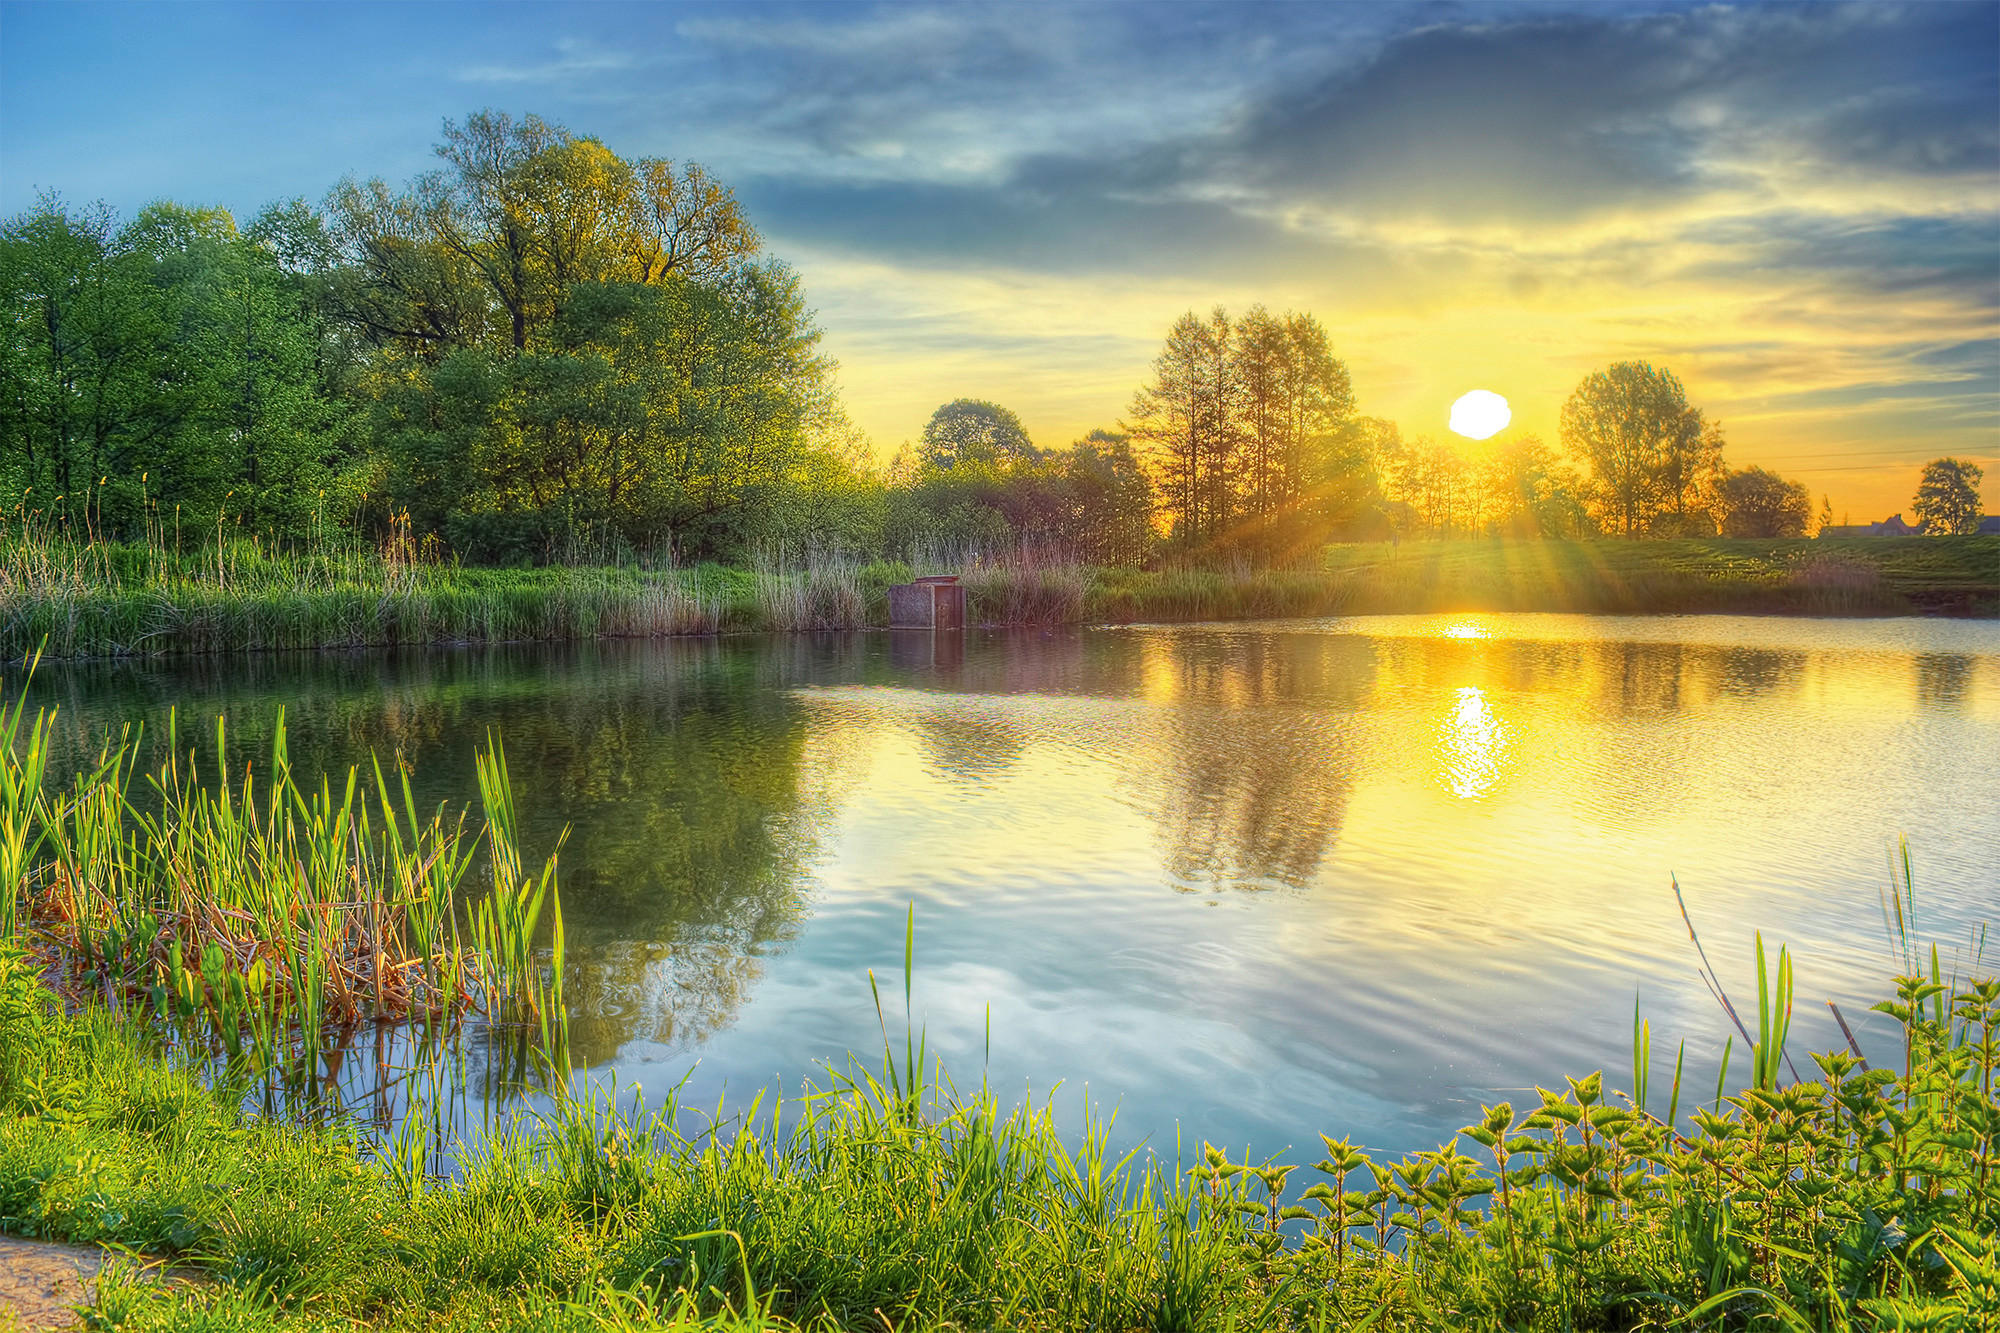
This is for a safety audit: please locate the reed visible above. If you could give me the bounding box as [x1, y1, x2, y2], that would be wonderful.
[8, 532, 1993, 660]
[0, 677, 566, 1085]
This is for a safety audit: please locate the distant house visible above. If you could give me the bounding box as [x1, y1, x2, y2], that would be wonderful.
[1979, 516, 2000, 536]
[1820, 513, 1926, 538]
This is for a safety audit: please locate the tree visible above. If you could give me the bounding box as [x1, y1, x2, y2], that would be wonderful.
[1385, 435, 1472, 538]
[1716, 465, 1811, 537]
[1059, 429, 1155, 565]
[1559, 361, 1712, 537]
[1126, 308, 1240, 547]
[917, 399, 1037, 470]
[1478, 434, 1592, 538]
[1277, 312, 1356, 506]
[324, 111, 759, 360]
[1232, 306, 1289, 519]
[0, 194, 340, 539]
[1816, 494, 1834, 537]
[1912, 458, 1985, 535]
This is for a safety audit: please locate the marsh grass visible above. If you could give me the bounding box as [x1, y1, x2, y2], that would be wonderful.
[8, 532, 1993, 660]
[0, 671, 568, 1115]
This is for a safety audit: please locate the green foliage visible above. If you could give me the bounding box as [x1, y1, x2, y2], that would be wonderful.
[885, 424, 1155, 563]
[916, 398, 1037, 471]
[1911, 458, 1985, 536]
[0, 194, 348, 541]
[1717, 466, 1813, 538]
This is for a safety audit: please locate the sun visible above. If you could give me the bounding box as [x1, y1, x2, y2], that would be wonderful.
[1449, 390, 1511, 440]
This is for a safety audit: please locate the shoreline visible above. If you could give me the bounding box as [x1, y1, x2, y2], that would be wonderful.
[4, 536, 1994, 661]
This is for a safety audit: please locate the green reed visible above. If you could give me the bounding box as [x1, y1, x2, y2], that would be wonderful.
[13, 528, 1991, 661]
[0, 676, 567, 1094]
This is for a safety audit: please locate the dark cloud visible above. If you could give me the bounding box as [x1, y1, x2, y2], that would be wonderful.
[1675, 213, 2000, 308]
[731, 2, 1997, 288]
[740, 176, 1371, 283]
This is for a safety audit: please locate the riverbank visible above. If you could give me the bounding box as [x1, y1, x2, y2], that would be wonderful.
[2, 945, 1994, 1331]
[2, 537, 1993, 659]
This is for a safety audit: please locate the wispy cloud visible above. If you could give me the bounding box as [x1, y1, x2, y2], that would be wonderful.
[455, 36, 636, 86]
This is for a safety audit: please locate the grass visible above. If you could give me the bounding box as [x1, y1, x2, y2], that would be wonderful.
[1314, 537, 2000, 618]
[3, 530, 1993, 660]
[0, 674, 569, 1120]
[2, 871, 1997, 1329]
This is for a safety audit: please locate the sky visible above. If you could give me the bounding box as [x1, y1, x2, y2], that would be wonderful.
[3, 0, 1996, 519]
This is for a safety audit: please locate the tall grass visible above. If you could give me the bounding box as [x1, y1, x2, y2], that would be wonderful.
[4, 528, 1995, 660]
[752, 549, 867, 631]
[0, 674, 567, 1096]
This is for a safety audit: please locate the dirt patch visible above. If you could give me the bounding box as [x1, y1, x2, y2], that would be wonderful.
[0, 1236, 104, 1331]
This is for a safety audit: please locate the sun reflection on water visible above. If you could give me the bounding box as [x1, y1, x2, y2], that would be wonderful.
[1437, 685, 1509, 800]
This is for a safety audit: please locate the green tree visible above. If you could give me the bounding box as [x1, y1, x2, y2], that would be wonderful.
[319, 111, 831, 560]
[1912, 457, 1985, 535]
[0, 194, 339, 539]
[1716, 465, 1811, 537]
[325, 111, 759, 360]
[1, 195, 169, 535]
[1058, 429, 1155, 565]
[917, 398, 1037, 470]
[1126, 308, 1239, 547]
[1559, 361, 1714, 537]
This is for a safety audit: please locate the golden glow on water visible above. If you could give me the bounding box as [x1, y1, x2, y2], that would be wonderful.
[1436, 686, 1509, 801]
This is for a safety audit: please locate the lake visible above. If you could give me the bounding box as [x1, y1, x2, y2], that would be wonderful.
[24, 613, 2000, 1164]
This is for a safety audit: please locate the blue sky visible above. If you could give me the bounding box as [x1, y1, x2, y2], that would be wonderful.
[4, 0, 1996, 515]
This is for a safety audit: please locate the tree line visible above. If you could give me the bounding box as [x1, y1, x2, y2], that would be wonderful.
[3, 110, 1982, 568]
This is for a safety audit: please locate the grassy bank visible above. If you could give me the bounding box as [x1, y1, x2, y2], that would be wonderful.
[2, 536, 1994, 659]
[3, 940, 1997, 1331]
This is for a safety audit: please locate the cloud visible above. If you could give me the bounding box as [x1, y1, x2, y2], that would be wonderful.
[455, 37, 636, 86]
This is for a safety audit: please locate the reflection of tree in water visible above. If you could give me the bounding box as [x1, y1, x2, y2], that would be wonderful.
[1712, 647, 1806, 697]
[1915, 653, 1973, 707]
[910, 705, 1030, 780]
[28, 638, 846, 1070]
[1138, 632, 1375, 891]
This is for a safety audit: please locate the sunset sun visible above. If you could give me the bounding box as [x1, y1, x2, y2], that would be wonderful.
[1449, 390, 1512, 440]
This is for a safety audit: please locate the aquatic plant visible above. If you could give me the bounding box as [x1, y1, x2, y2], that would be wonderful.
[0, 677, 567, 1089]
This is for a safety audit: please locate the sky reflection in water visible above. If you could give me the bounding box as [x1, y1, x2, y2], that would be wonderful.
[28, 614, 2000, 1161]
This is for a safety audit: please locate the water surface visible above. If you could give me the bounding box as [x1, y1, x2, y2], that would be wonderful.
[28, 614, 2000, 1160]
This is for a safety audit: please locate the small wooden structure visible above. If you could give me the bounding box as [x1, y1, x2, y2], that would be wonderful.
[888, 574, 966, 630]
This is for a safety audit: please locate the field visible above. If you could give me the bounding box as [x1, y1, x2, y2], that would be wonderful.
[2, 536, 1993, 660]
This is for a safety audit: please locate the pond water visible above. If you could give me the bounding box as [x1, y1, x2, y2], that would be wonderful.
[24, 613, 2000, 1163]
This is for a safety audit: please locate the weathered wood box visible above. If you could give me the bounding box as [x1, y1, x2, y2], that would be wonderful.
[887, 575, 966, 629]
